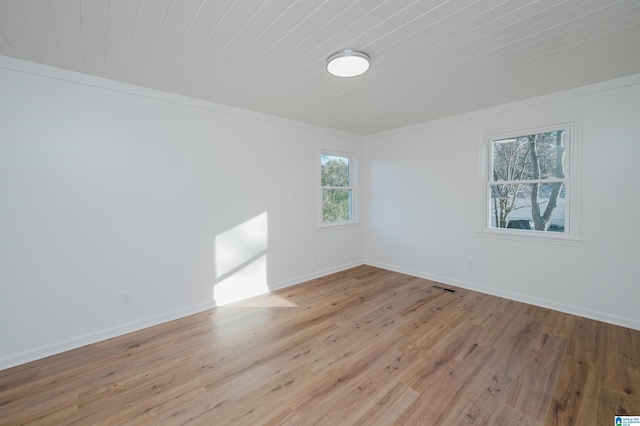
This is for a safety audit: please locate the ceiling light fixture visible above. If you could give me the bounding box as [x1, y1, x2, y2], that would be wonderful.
[326, 50, 370, 78]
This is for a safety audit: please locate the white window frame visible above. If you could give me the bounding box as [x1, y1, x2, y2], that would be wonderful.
[319, 149, 357, 228]
[478, 118, 583, 246]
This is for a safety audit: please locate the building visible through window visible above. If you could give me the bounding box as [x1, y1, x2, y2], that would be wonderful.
[488, 127, 569, 233]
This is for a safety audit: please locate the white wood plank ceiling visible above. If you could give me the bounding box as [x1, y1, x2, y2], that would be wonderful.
[1, 0, 640, 135]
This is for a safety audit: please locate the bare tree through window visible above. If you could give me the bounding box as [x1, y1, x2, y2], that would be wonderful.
[490, 129, 567, 233]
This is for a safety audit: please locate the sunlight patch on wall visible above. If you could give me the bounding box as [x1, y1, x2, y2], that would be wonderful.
[214, 254, 268, 306]
[214, 212, 269, 306]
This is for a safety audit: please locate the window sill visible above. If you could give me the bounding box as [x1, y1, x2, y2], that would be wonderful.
[319, 221, 361, 231]
[475, 230, 585, 246]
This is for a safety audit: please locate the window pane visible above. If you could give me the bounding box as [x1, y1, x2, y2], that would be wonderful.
[322, 189, 352, 222]
[321, 154, 350, 187]
[490, 183, 566, 232]
[492, 130, 565, 181]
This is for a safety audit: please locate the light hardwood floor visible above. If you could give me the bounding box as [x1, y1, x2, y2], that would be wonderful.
[1, 265, 639, 425]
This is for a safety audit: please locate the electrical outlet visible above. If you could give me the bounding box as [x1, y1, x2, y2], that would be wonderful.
[120, 291, 132, 305]
[468, 261, 476, 270]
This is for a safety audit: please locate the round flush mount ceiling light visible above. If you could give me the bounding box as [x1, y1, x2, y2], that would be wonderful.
[326, 50, 370, 77]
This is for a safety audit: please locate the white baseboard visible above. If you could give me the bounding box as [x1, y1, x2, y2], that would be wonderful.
[0, 261, 364, 371]
[268, 260, 364, 292]
[12, 257, 634, 371]
[364, 259, 640, 332]
[0, 301, 216, 371]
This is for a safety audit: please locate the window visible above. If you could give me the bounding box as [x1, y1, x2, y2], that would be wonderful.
[320, 151, 355, 225]
[482, 121, 581, 243]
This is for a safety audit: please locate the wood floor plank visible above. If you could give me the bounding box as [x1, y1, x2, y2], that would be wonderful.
[566, 316, 606, 364]
[1, 265, 639, 425]
[597, 388, 640, 424]
[504, 333, 568, 422]
[347, 381, 420, 426]
[436, 369, 516, 424]
[544, 355, 599, 426]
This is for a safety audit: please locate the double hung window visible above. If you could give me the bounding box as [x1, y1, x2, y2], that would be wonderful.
[484, 122, 581, 243]
[320, 151, 354, 225]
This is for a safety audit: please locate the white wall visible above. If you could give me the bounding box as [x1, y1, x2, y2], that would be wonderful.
[3, 54, 639, 371]
[364, 74, 640, 331]
[0, 56, 364, 369]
